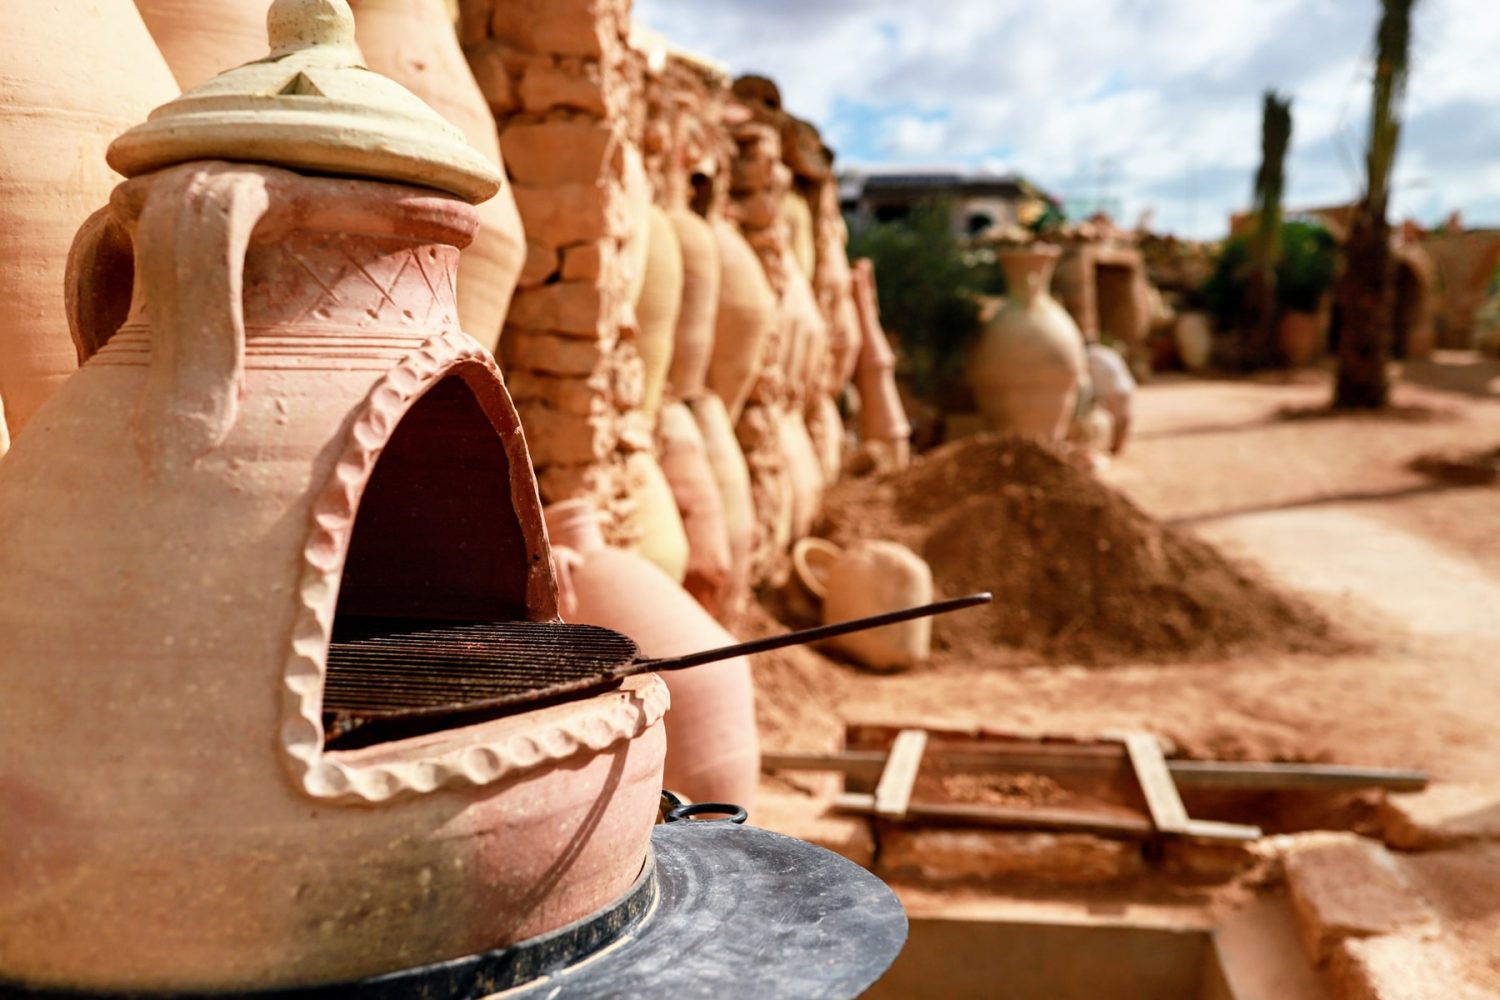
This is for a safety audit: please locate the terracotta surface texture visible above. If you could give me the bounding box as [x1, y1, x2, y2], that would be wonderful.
[1, 160, 667, 991]
[352, 0, 525, 351]
[546, 498, 759, 810]
[0, 0, 177, 440]
[136, 0, 281, 90]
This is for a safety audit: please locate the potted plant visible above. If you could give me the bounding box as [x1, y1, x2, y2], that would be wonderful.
[1275, 219, 1339, 365]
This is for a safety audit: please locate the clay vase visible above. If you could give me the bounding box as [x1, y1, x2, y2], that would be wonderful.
[0, 392, 9, 460]
[352, 0, 525, 352]
[1174, 311, 1213, 372]
[806, 392, 845, 483]
[624, 449, 690, 584]
[135, 0, 276, 89]
[823, 540, 934, 672]
[688, 393, 755, 620]
[783, 190, 817, 280]
[619, 144, 654, 308]
[708, 217, 775, 422]
[1276, 309, 1325, 368]
[664, 207, 720, 402]
[777, 407, 824, 543]
[851, 259, 912, 467]
[0, 2, 177, 439]
[657, 402, 732, 615]
[547, 499, 759, 810]
[968, 246, 1086, 441]
[636, 205, 684, 418]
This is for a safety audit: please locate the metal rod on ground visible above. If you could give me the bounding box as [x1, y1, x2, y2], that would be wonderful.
[629, 593, 993, 675]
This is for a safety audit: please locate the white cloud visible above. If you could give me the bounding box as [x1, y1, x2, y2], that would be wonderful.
[633, 0, 1499, 238]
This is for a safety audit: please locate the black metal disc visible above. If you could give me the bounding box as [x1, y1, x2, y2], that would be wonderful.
[0, 821, 906, 1000]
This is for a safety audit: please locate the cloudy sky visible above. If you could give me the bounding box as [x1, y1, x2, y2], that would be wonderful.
[633, 0, 1498, 238]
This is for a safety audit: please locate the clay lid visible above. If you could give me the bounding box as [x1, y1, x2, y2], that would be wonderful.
[107, 0, 500, 203]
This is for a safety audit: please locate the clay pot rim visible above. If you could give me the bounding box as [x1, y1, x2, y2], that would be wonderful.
[792, 537, 842, 600]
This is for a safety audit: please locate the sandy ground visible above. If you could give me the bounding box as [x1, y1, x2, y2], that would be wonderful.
[756, 351, 1500, 993]
[809, 352, 1500, 781]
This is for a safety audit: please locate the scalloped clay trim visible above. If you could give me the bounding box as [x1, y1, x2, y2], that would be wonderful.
[279, 330, 669, 803]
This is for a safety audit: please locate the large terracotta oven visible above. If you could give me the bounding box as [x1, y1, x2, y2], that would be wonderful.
[0, 1, 667, 990]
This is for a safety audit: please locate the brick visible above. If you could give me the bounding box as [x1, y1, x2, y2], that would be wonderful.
[501, 121, 619, 187]
[506, 282, 606, 337]
[1331, 936, 1480, 1000]
[511, 183, 615, 247]
[878, 829, 1143, 886]
[1380, 784, 1500, 851]
[517, 240, 558, 288]
[518, 60, 607, 116]
[514, 404, 615, 466]
[489, 0, 614, 58]
[501, 329, 609, 378]
[561, 241, 609, 282]
[504, 369, 606, 416]
[464, 42, 518, 116]
[1284, 835, 1438, 965]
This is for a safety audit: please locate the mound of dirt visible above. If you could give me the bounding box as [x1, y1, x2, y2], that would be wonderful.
[816, 434, 1343, 665]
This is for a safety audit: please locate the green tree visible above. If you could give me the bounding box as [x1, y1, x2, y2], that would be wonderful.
[1335, 0, 1419, 408]
[848, 200, 991, 402]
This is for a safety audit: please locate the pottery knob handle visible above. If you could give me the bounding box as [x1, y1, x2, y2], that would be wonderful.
[132, 163, 272, 470]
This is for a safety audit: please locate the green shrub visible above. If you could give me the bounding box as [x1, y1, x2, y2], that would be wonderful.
[1201, 219, 1338, 328]
[847, 199, 996, 400]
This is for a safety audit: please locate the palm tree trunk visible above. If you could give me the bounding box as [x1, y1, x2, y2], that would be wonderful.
[1334, 209, 1393, 407]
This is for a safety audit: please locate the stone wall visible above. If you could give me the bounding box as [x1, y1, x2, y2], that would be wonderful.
[460, 0, 647, 542]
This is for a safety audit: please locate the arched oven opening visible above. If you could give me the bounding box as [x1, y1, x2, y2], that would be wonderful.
[321, 368, 541, 752]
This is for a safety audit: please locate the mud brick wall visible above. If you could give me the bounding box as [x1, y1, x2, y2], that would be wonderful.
[460, 0, 647, 541]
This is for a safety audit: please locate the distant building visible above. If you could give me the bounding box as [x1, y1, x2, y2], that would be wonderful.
[839, 167, 1056, 237]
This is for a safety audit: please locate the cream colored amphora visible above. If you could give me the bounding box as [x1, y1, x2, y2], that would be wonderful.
[0, 2, 666, 991]
[794, 537, 935, 672]
[968, 245, 1087, 441]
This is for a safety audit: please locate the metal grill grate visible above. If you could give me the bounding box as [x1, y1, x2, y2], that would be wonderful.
[324, 618, 642, 718]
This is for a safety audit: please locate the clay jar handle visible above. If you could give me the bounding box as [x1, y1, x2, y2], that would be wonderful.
[65, 207, 137, 364]
[116, 163, 274, 469]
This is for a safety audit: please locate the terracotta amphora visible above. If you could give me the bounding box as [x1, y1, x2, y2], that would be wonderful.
[688, 392, 755, 620]
[777, 407, 824, 543]
[708, 218, 775, 422]
[665, 207, 721, 402]
[806, 392, 846, 483]
[658, 401, 733, 615]
[0, 1, 176, 440]
[822, 540, 934, 672]
[851, 259, 912, 467]
[135, 0, 277, 89]
[624, 447, 690, 584]
[351, 0, 525, 351]
[0, 3, 665, 991]
[1174, 310, 1214, 371]
[636, 205, 684, 418]
[968, 245, 1086, 441]
[783, 189, 817, 280]
[548, 499, 759, 810]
